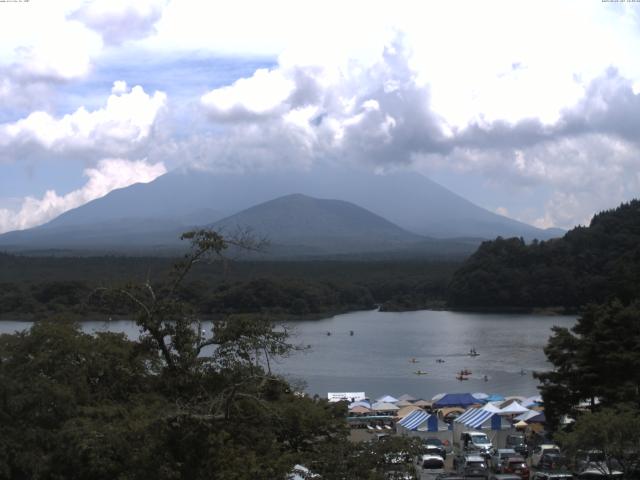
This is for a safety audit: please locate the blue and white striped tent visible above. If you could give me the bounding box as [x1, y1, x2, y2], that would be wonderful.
[453, 407, 515, 448]
[455, 407, 508, 430]
[397, 409, 445, 432]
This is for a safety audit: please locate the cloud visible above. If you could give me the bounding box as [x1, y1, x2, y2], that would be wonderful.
[0, 84, 167, 161]
[0, 158, 167, 234]
[69, 0, 166, 45]
[194, 36, 640, 230]
[198, 41, 448, 170]
[201, 68, 296, 121]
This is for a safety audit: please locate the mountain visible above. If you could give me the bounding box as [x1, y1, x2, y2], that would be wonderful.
[0, 165, 562, 255]
[447, 199, 640, 309]
[211, 193, 425, 255]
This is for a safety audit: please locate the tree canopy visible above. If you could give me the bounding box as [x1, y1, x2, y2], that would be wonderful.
[0, 229, 423, 479]
[448, 200, 640, 309]
[535, 299, 640, 431]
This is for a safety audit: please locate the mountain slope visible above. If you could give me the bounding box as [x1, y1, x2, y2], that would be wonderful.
[211, 193, 425, 255]
[42, 165, 559, 238]
[0, 165, 562, 254]
[448, 199, 640, 309]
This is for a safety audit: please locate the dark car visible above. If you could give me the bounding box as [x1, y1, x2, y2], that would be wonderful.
[422, 437, 447, 459]
[538, 452, 569, 471]
[505, 433, 529, 457]
[500, 456, 529, 480]
[458, 454, 489, 479]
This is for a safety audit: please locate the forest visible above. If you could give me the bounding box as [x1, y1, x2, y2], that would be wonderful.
[0, 231, 424, 480]
[0, 253, 457, 320]
[448, 200, 640, 310]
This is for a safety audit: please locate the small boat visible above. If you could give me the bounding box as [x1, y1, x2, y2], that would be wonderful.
[468, 347, 479, 357]
[436, 358, 445, 363]
[414, 370, 428, 375]
[326, 331, 331, 336]
[350, 330, 354, 336]
[456, 374, 469, 381]
[409, 358, 419, 363]
[461, 368, 472, 376]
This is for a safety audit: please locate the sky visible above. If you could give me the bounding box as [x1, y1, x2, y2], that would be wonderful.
[1, 0, 640, 234]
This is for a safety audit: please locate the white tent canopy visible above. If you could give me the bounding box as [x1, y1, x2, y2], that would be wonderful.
[398, 394, 417, 402]
[499, 401, 530, 415]
[377, 395, 399, 403]
[482, 402, 503, 413]
[515, 410, 540, 422]
[372, 401, 400, 412]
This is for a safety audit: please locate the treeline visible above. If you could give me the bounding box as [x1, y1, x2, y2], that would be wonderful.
[448, 200, 640, 310]
[0, 256, 459, 319]
[0, 232, 426, 479]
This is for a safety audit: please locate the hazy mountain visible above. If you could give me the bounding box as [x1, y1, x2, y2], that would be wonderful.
[211, 193, 424, 255]
[0, 165, 563, 254]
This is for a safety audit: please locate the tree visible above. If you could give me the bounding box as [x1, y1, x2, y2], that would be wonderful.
[555, 406, 640, 479]
[535, 299, 640, 430]
[0, 230, 355, 479]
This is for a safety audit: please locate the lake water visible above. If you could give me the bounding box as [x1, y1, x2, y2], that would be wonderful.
[0, 309, 575, 401]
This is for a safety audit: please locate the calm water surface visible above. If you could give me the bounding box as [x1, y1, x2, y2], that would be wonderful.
[0, 309, 575, 400]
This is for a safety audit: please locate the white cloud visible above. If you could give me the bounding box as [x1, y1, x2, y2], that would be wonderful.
[69, 0, 166, 45]
[3, 0, 640, 230]
[0, 84, 167, 158]
[111, 80, 128, 94]
[0, 158, 167, 233]
[201, 68, 295, 120]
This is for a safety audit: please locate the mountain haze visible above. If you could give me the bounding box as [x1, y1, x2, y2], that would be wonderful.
[0, 165, 562, 255]
[212, 193, 425, 255]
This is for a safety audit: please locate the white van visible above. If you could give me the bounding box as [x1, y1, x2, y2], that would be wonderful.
[415, 454, 445, 479]
[461, 431, 493, 455]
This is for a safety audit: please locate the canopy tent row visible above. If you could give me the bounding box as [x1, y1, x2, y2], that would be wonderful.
[499, 401, 530, 415]
[377, 395, 399, 403]
[455, 408, 503, 429]
[396, 405, 423, 419]
[371, 401, 400, 412]
[396, 409, 449, 433]
[433, 393, 480, 408]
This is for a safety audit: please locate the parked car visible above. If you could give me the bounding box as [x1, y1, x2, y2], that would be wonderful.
[575, 467, 623, 479]
[422, 437, 447, 459]
[499, 455, 529, 480]
[489, 449, 517, 472]
[434, 475, 465, 480]
[574, 450, 624, 478]
[287, 464, 321, 480]
[505, 434, 529, 458]
[532, 472, 574, 480]
[414, 454, 445, 479]
[461, 431, 493, 456]
[538, 452, 568, 471]
[456, 453, 489, 479]
[531, 444, 561, 468]
[489, 475, 522, 480]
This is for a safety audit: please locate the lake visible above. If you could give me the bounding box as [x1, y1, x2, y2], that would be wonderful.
[0, 309, 575, 401]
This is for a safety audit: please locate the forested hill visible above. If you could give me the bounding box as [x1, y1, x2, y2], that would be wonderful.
[447, 200, 640, 310]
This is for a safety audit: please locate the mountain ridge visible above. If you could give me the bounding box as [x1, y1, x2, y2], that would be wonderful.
[0, 165, 564, 256]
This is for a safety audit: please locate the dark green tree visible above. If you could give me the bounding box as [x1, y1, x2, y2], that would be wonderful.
[535, 299, 640, 430]
[0, 230, 353, 480]
[555, 406, 640, 479]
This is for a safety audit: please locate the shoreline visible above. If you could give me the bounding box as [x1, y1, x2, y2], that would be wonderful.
[0, 305, 578, 323]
